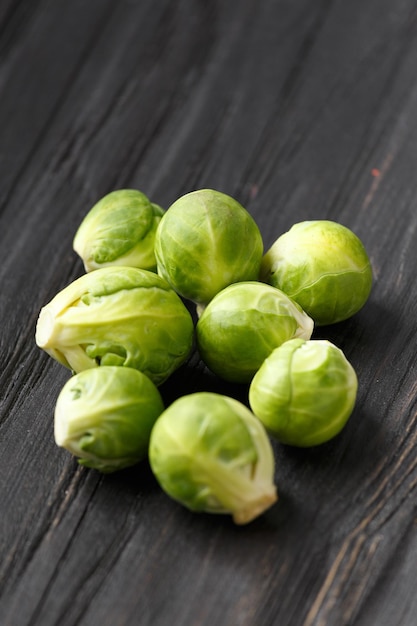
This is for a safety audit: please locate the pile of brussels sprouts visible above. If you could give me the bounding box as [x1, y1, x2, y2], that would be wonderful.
[35, 188, 372, 525]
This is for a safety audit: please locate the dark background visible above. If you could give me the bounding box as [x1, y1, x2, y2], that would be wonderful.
[1, 1, 417, 625]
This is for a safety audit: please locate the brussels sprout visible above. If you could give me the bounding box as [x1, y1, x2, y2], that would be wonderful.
[249, 338, 358, 447]
[73, 189, 164, 272]
[260, 220, 372, 326]
[35, 266, 194, 385]
[154, 189, 263, 306]
[196, 282, 314, 383]
[55, 366, 164, 473]
[149, 392, 277, 524]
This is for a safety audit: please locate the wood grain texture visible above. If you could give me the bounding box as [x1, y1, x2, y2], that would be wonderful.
[1, 1, 417, 624]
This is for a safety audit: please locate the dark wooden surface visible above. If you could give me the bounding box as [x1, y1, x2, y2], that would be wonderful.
[1, 1, 417, 624]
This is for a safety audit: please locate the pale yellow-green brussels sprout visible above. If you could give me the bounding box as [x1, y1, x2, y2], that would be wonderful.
[196, 282, 314, 383]
[73, 189, 164, 272]
[249, 338, 358, 447]
[35, 266, 194, 386]
[149, 392, 277, 524]
[260, 220, 373, 326]
[154, 189, 263, 307]
[55, 366, 164, 473]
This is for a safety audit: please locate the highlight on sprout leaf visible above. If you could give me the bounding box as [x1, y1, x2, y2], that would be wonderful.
[249, 338, 358, 447]
[149, 392, 277, 524]
[54, 366, 165, 473]
[35, 266, 194, 386]
[260, 220, 373, 326]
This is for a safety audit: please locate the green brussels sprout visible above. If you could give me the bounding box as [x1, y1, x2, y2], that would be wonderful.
[196, 282, 314, 383]
[73, 189, 164, 272]
[35, 266, 194, 385]
[55, 366, 164, 473]
[260, 220, 373, 326]
[154, 189, 263, 306]
[249, 338, 358, 447]
[149, 392, 277, 524]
